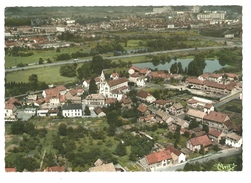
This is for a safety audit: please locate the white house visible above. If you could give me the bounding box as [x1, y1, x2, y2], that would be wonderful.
[4, 103, 17, 121]
[24, 108, 37, 115]
[136, 90, 156, 104]
[61, 103, 83, 118]
[203, 103, 214, 114]
[165, 145, 186, 163]
[37, 109, 49, 116]
[225, 133, 242, 148]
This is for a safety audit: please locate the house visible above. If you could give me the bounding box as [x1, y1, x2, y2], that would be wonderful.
[187, 98, 199, 108]
[203, 111, 233, 132]
[6, 97, 22, 106]
[84, 94, 106, 107]
[169, 102, 183, 116]
[4, 103, 17, 121]
[172, 117, 189, 129]
[137, 104, 150, 116]
[34, 98, 45, 107]
[88, 163, 116, 172]
[136, 90, 156, 104]
[204, 103, 214, 114]
[44, 165, 66, 172]
[42, 85, 67, 105]
[128, 65, 141, 75]
[139, 114, 156, 123]
[26, 94, 38, 105]
[208, 129, 224, 143]
[154, 99, 173, 109]
[62, 103, 83, 118]
[94, 107, 106, 117]
[121, 98, 132, 109]
[105, 97, 117, 106]
[65, 89, 83, 104]
[186, 135, 212, 152]
[24, 108, 37, 115]
[99, 71, 129, 101]
[155, 109, 173, 125]
[37, 109, 49, 116]
[225, 133, 242, 148]
[110, 72, 119, 80]
[165, 145, 186, 164]
[186, 109, 206, 122]
[144, 149, 173, 170]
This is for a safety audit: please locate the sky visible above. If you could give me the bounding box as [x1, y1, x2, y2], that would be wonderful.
[1, 0, 250, 182]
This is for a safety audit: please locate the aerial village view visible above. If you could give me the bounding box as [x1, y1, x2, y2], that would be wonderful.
[4, 5, 243, 173]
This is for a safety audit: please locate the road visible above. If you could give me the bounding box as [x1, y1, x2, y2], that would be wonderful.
[214, 90, 242, 108]
[153, 147, 242, 172]
[5, 45, 241, 73]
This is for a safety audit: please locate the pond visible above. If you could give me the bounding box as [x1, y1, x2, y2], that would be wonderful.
[133, 58, 228, 73]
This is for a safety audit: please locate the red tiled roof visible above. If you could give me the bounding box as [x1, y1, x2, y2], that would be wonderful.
[139, 68, 149, 74]
[5, 167, 17, 172]
[165, 145, 181, 156]
[223, 120, 234, 129]
[208, 129, 222, 138]
[146, 150, 172, 165]
[6, 97, 22, 105]
[110, 85, 129, 94]
[105, 98, 117, 104]
[204, 111, 228, 123]
[187, 99, 198, 104]
[137, 104, 148, 113]
[94, 107, 103, 115]
[155, 99, 167, 105]
[226, 73, 238, 78]
[205, 103, 213, 109]
[108, 77, 128, 87]
[5, 103, 14, 110]
[111, 72, 119, 77]
[129, 66, 141, 72]
[130, 72, 140, 77]
[137, 90, 151, 99]
[121, 98, 131, 104]
[189, 135, 212, 147]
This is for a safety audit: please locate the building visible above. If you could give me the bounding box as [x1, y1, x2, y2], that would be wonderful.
[225, 133, 242, 148]
[88, 163, 116, 172]
[136, 90, 156, 104]
[84, 94, 106, 107]
[186, 135, 212, 152]
[94, 107, 106, 117]
[208, 129, 224, 143]
[99, 71, 129, 101]
[186, 109, 206, 122]
[203, 111, 233, 132]
[42, 85, 67, 105]
[62, 103, 83, 118]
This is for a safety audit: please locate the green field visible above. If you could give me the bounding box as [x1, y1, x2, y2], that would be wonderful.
[5, 65, 78, 85]
[5, 45, 91, 68]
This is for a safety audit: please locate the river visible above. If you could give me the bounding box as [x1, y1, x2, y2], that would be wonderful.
[133, 58, 228, 73]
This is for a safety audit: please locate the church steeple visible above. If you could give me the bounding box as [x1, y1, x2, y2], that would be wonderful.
[100, 70, 106, 82]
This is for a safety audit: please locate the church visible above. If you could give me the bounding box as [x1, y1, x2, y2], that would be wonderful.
[99, 70, 129, 101]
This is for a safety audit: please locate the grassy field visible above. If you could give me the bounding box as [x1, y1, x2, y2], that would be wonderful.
[216, 99, 242, 127]
[5, 45, 91, 68]
[5, 65, 78, 85]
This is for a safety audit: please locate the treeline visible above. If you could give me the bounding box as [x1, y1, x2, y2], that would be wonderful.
[5, 81, 48, 97]
[6, 46, 34, 57]
[147, 37, 189, 51]
[5, 18, 31, 26]
[199, 28, 228, 37]
[57, 31, 82, 42]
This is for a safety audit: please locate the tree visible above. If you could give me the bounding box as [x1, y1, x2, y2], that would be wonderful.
[170, 62, 178, 74]
[199, 145, 205, 154]
[23, 122, 35, 136]
[11, 121, 24, 135]
[60, 64, 77, 77]
[84, 105, 91, 115]
[56, 47, 61, 52]
[177, 62, 184, 74]
[28, 74, 38, 83]
[202, 124, 209, 133]
[58, 123, 67, 136]
[187, 54, 206, 76]
[115, 142, 127, 156]
[38, 58, 44, 64]
[88, 77, 98, 94]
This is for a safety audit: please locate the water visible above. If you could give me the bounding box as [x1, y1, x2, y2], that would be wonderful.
[133, 58, 228, 73]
